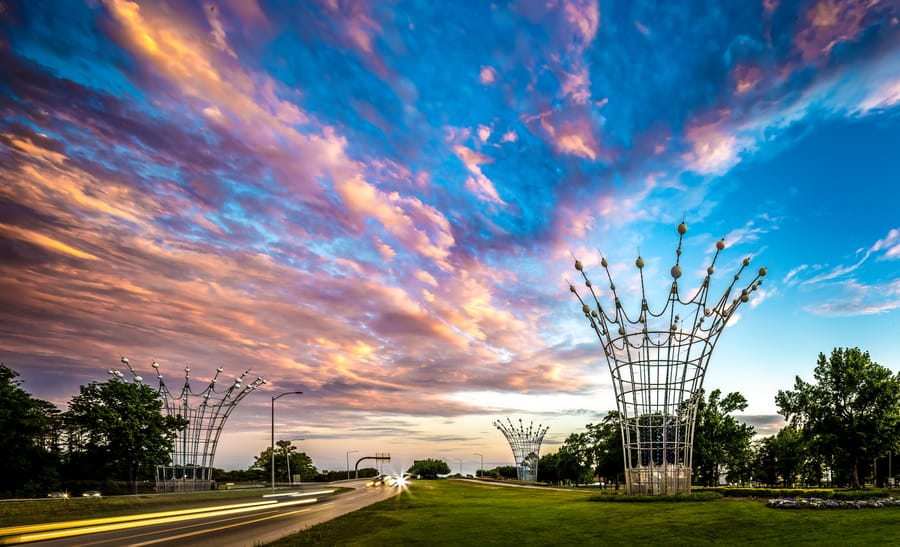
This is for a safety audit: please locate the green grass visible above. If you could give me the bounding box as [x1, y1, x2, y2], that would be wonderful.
[269, 480, 900, 546]
[0, 488, 330, 527]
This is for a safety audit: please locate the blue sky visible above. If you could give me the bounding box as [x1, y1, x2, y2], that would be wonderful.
[1, 0, 899, 474]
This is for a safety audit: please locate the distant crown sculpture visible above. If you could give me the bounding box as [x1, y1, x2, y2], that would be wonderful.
[569, 222, 766, 494]
[493, 417, 549, 482]
[114, 357, 266, 491]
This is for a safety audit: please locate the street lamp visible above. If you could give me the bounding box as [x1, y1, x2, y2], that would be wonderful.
[474, 453, 483, 478]
[457, 458, 463, 476]
[271, 391, 302, 492]
[346, 450, 359, 480]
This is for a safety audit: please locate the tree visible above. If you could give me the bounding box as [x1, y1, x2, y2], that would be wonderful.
[751, 425, 808, 487]
[249, 440, 316, 483]
[65, 379, 187, 492]
[556, 432, 593, 484]
[0, 364, 61, 496]
[538, 452, 561, 484]
[406, 458, 450, 479]
[776, 347, 900, 488]
[691, 389, 755, 486]
[484, 465, 518, 479]
[588, 411, 625, 488]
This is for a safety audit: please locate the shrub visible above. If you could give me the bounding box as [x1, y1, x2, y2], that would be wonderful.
[589, 491, 722, 502]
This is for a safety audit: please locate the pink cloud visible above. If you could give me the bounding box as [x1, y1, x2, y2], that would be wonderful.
[562, 0, 600, 44]
[733, 65, 761, 95]
[205, 3, 237, 58]
[533, 113, 605, 162]
[335, 175, 457, 270]
[480, 65, 498, 84]
[560, 65, 592, 105]
[794, 0, 879, 64]
[414, 270, 438, 286]
[681, 110, 754, 175]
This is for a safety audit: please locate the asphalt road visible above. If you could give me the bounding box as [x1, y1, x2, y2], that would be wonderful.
[4, 481, 401, 547]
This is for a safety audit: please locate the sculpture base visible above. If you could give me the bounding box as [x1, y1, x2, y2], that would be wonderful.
[625, 465, 692, 495]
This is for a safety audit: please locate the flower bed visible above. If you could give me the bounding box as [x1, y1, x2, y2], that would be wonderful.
[767, 497, 900, 509]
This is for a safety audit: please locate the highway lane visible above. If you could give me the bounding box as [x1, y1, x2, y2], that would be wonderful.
[2, 481, 402, 547]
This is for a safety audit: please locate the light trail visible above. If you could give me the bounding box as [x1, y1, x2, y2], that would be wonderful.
[0, 499, 277, 536]
[74, 508, 284, 546]
[127, 507, 314, 546]
[0, 498, 318, 545]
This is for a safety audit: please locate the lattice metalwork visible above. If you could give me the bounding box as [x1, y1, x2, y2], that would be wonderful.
[114, 357, 266, 491]
[569, 222, 766, 494]
[493, 417, 549, 482]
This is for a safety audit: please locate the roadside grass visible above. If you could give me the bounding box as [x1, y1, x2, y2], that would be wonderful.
[0, 487, 335, 527]
[269, 480, 900, 546]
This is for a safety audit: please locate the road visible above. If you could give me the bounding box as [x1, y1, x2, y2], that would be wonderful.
[1, 480, 401, 547]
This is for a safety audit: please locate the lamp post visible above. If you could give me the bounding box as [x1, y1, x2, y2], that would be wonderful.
[457, 458, 463, 476]
[346, 450, 359, 480]
[474, 453, 483, 478]
[271, 391, 302, 492]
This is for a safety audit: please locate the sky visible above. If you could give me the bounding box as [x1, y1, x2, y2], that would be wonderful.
[1, 0, 900, 475]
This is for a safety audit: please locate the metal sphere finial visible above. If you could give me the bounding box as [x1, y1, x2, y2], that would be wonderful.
[677, 222, 687, 235]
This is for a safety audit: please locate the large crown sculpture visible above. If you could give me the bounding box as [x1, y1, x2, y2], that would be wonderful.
[114, 357, 266, 491]
[569, 222, 766, 494]
[493, 417, 549, 482]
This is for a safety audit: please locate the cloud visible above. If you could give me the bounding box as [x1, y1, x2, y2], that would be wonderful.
[205, 3, 237, 58]
[453, 144, 507, 205]
[783, 265, 809, 286]
[682, 111, 755, 175]
[480, 66, 497, 84]
[872, 228, 900, 259]
[804, 279, 900, 316]
[788, 228, 900, 316]
[739, 414, 787, 437]
[749, 286, 777, 308]
[801, 227, 899, 287]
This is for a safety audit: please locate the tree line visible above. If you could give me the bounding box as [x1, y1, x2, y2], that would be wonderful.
[2, 346, 897, 497]
[0, 364, 376, 498]
[0, 364, 187, 497]
[535, 348, 900, 489]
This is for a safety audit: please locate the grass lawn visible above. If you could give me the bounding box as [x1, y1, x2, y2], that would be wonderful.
[0, 487, 319, 527]
[269, 480, 900, 546]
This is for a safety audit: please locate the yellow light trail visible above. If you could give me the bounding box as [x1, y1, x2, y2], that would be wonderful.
[0, 499, 276, 536]
[127, 506, 314, 547]
[0, 498, 318, 545]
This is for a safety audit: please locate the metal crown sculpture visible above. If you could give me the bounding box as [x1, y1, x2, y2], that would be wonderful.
[569, 222, 766, 494]
[493, 417, 549, 482]
[114, 357, 266, 491]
